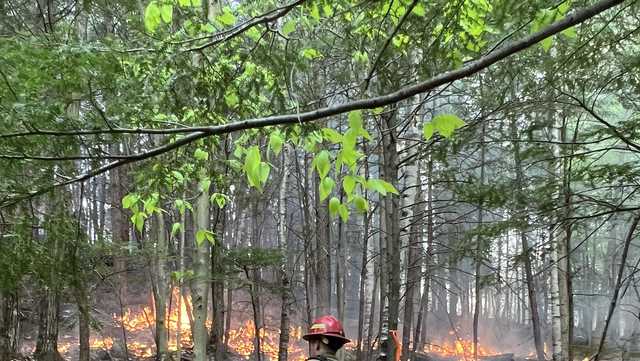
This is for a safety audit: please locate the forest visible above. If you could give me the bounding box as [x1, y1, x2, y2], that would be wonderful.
[1, 0, 639, 360]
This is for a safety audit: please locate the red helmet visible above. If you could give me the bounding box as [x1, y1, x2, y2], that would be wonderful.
[303, 315, 350, 346]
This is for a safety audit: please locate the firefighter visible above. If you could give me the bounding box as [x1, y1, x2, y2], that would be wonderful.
[303, 315, 351, 361]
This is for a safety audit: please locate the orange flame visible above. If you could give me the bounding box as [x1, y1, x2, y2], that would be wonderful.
[69, 287, 307, 360]
[424, 339, 499, 361]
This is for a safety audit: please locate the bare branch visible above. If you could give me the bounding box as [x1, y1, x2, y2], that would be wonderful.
[183, 0, 306, 52]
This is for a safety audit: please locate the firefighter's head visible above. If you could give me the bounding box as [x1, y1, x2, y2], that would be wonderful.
[303, 315, 350, 356]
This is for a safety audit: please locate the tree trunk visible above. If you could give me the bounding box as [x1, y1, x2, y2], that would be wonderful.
[402, 158, 423, 361]
[0, 291, 18, 359]
[594, 216, 640, 361]
[153, 211, 169, 360]
[416, 158, 434, 352]
[109, 144, 129, 350]
[314, 172, 331, 316]
[510, 117, 545, 361]
[278, 146, 291, 361]
[381, 108, 401, 351]
[210, 202, 225, 361]
[35, 290, 63, 361]
[191, 178, 211, 361]
[473, 122, 486, 361]
[357, 145, 372, 361]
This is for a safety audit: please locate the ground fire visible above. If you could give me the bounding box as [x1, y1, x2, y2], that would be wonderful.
[51, 288, 307, 360]
[423, 339, 500, 360]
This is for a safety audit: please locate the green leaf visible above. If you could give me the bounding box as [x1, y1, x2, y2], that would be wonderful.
[144, 1, 162, 33]
[301, 48, 321, 59]
[175, 199, 185, 215]
[381, 180, 399, 195]
[178, 0, 190, 6]
[259, 162, 270, 184]
[314, 150, 331, 178]
[122, 193, 139, 209]
[323, 4, 334, 17]
[319, 177, 335, 201]
[159, 4, 172, 23]
[190, 0, 201, 6]
[352, 50, 369, 65]
[541, 36, 553, 52]
[412, 3, 426, 17]
[143, 193, 159, 214]
[310, 3, 320, 20]
[338, 204, 349, 222]
[199, 178, 211, 193]
[343, 175, 357, 198]
[562, 26, 577, 39]
[195, 229, 207, 247]
[348, 110, 363, 130]
[171, 222, 182, 236]
[269, 131, 284, 155]
[329, 197, 341, 218]
[338, 147, 360, 171]
[282, 19, 296, 36]
[322, 128, 343, 143]
[218, 7, 236, 26]
[194, 148, 209, 161]
[348, 110, 370, 139]
[210, 193, 228, 209]
[131, 212, 146, 233]
[432, 114, 466, 138]
[247, 27, 261, 41]
[244, 146, 262, 188]
[172, 171, 185, 184]
[423, 122, 434, 140]
[367, 179, 399, 196]
[225, 90, 239, 108]
[367, 179, 387, 195]
[354, 195, 369, 213]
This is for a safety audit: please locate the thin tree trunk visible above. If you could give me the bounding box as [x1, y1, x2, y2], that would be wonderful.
[153, 211, 169, 360]
[210, 203, 225, 361]
[381, 107, 401, 361]
[357, 145, 371, 361]
[402, 158, 423, 361]
[473, 122, 486, 361]
[278, 146, 291, 361]
[243, 265, 263, 361]
[593, 215, 640, 361]
[315, 172, 331, 316]
[416, 158, 434, 352]
[191, 178, 211, 361]
[510, 117, 545, 361]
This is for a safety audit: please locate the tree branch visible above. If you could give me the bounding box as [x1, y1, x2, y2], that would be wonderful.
[183, 0, 306, 52]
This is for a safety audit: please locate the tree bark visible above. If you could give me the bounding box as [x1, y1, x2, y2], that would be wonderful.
[510, 117, 545, 361]
[191, 177, 211, 361]
[593, 215, 640, 361]
[380, 107, 401, 361]
[314, 173, 331, 317]
[278, 145, 291, 361]
[416, 158, 434, 352]
[402, 158, 423, 361]
[153, 211, 169, 360]
[357, 144, 372, 361]
[473, 122, 486, 361]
